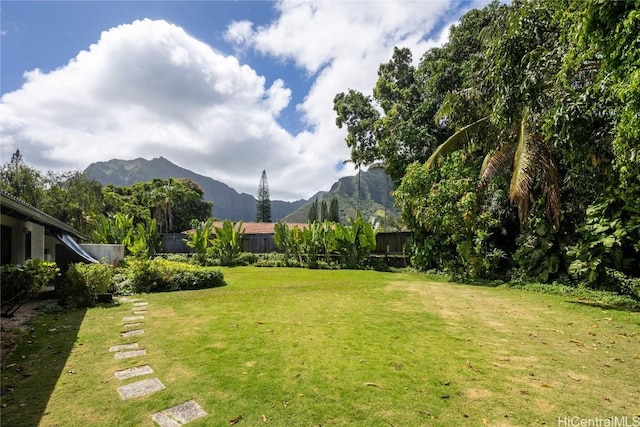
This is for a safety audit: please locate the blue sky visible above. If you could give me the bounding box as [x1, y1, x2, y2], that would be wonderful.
[1, 0, 486, 200]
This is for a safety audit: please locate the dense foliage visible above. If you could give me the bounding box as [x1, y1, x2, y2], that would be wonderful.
[0, 152, 212, 239]
[273, 215, 376, 269]
[0, 259, 59, 316]
[334, 0, 640, 295]
[125, 258, 225, 293]
[62, 262, 113, 307]
[211, 220, 244, 266]
[102, 177, 212, 233]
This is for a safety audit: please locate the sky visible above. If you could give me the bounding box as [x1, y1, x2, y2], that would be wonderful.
[1, 0, 488, 201]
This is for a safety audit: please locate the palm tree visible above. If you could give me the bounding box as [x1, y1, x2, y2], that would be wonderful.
[425, 111, 560, 229]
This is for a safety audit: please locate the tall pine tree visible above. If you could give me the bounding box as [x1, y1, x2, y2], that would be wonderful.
[307, 197, 318, 223]
[256, 170, 272, 223]
[329, 197, 340, 222]
[320, 199, 329, 222]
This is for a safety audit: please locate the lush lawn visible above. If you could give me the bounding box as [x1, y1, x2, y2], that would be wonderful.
[1, 267, 639, 426]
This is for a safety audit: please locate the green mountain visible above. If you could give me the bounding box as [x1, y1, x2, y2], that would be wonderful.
[84, 157, 306, 221]
[84, 157, 400, 226]
[282, 165, 400, 226]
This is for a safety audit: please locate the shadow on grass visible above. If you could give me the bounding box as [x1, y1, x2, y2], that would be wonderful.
[0, 301, 119, 427]
[567, 299, 640, 314]
[443, 276, 640, 313]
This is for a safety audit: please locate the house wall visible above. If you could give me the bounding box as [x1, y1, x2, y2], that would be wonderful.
[0, 214, 45, 263]
[45, 235, 58, 261]
[80, 244, 125, 265]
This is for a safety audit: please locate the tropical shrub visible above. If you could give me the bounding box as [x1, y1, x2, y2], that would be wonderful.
[513, 214, 564, 283]
[301, 221, 333, 267]
[62, 262, 113, 307]
[91, 212, 134, 247]
[568, 190, 640, 292]
[127, 218, 162, 259]
[184, 218, 215, 264]
[127, 258, 225, 293]
[333, 213, 376, 269]
[395, 153, 503, 278]
[274, 221, 293, 260]
[210, 220, 244, 266]
[238, 252, 259, 265]
[254, 252, 292, 268]
[1, 259, 59, 317]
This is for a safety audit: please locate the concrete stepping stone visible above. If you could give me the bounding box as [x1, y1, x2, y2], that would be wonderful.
[123, 315, 144, 322]
[114, 365, 153, 381]
[115, 349, 146, 359]
[117, 377, 165, 400]
[109, 343, 139, 352]
[134, 302, 148, 307]
[121, 329, 144, 338]
[132, 310, 147, 315]
[152, 400, 207, 426]
[123, 322, 142, 329]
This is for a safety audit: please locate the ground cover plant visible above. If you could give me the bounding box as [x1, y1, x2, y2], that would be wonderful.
[1, 267, 638, 426]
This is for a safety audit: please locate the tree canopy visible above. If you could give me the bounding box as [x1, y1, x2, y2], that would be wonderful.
[334, 0, 640, 296]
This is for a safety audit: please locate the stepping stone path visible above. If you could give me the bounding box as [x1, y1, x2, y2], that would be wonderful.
[117, 377, 166, 400]
[121, 329, 144, 338]
[152, 400, 207, 426]
[111, 298, 208, 425]
[115, 349, 147, 359]
[114, 365, 154, 380]
[123, 322, 142, 329]
[109, 343, 139, 352]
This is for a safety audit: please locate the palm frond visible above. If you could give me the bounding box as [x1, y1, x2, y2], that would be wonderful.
[478, 143, 515, 191]
[537, 143, 561, 229]
[425, 116, 489, 170]
[434, 89, 483, 124]
[509, 117, 534, 226]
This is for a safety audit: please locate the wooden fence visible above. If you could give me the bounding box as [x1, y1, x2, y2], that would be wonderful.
[375, 231, 412, 255]
[161, 231, 413, 255]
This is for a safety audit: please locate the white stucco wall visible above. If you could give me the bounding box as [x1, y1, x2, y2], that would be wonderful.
[80, 244, 125, 265]
[0, 215, 45, 263]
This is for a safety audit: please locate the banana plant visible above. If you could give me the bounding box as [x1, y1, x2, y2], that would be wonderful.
[212, 220, 244, 266]
[184, 218, 215, 264]
[333, 213, 376, 268]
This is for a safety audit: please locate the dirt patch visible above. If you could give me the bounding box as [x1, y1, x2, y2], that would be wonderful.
[465, 388, 494, 400]
[0, 298, 56, 366]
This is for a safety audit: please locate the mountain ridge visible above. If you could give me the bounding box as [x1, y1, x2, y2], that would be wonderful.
[84, 157, 398, 223]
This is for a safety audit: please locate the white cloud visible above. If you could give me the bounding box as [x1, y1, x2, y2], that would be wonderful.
[226, 0, 460, 197]
[1, 1, 473, 202]
[1, 19, 301, 198]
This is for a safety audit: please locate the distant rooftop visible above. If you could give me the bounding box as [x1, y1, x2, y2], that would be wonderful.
[212, 221, 309, 235]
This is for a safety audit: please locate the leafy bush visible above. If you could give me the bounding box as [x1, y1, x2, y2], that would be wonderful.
[604, 268, 640, 300]
[211, 220, 244, 266]
[513, 215, 563, 282]
[333, 214, 376, 269]
[126, 258, 225, 293]
[238, 252, 259, 265]
[1, 259, 59, 317]
[91, 212, 134, 246]
[62, 263, 113, 307]
[128, 218, 162, 259]
[568, 191, 640, 292]
[162, 253, 190, 263]
[184, 218, 215, 264]
[254, 252, 296, 268]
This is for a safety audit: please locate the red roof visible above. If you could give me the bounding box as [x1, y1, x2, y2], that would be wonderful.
[211, 221, 308, 235]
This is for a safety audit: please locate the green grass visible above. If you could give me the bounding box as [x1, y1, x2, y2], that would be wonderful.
[1, 267, 639, 426]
